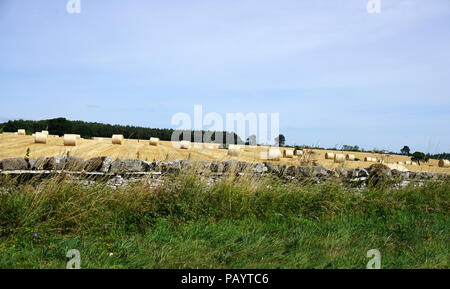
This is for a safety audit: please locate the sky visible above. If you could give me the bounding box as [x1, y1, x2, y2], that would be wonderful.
[0, 0, 449, 153]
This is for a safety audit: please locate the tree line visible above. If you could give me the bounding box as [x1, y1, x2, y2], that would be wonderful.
[0, 117, 243, 145]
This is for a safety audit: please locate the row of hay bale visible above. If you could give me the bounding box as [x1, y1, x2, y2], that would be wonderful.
[259, 148, 282, 161]
[58, 133, 224, 150]
[18, 129, 450, 168]
[34, 133, 79, 145]
[13, 128, 77, 145]
[258, 148, 302, 161]
[108, 136, 219, 150]
[397, 161, 418, 166]
[323, 152, 426, 166]
[257, 148, 326, 161]
[34, 131, 63, 143]
[58, 134, 220, 151]
[324, 152, 355, 163]
[16, 129, 47, 138]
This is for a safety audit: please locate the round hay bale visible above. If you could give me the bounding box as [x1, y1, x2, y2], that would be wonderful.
[41, 130, 49, 136]
[267, 148, 282, 161]
[295, 150, 304, 156]
[325, 152, 335, 160]
[283, 149, 294, 158]
[346, 154, 355, 161]
[193, 143, 204, 149]
[334, 154, 345, 163]
[438, 159, 450, 168]
[17, 129, 26, 135]
[63, 134, 77, 146]
[112, 134, 124, 145]
[386, 163, 408, 172]
[34, 132, 47, 144]
[75, 135, 81, 139]
[259, 152, 269, 160]
[206, 143, 220, 149]
[149, 137, 160, 146]
[228, 145, 241, 157]
[364, 157, 375, 162]
[180, 140, 191, 149]
[405, 161, 412, 165]
[230, 144, 244, 151]
[411, 162, 417, 166]
[397, 161, 403, 165]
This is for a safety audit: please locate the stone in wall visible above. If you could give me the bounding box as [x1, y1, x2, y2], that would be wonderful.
[65, 156, 85, 171]
[110, 158, 149, 174]
[85, 157, 112, 173]
[28, 157, 46, 170]
[1, 158, 28, 170]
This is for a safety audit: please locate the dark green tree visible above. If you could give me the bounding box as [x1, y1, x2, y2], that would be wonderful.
[411, 151, 429, 164]
[246, 134, 257, 146]
[400, 146, 411, 155]
[0, 117, 243, 145]
[274, 134, 286, 147]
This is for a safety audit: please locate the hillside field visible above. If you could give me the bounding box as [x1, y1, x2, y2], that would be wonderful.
[0, 133, 448, 174]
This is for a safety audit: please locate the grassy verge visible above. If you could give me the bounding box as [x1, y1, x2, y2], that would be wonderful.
[0, 172, 448, 268]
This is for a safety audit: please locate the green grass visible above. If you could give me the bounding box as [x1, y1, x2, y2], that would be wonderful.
[0, 171, 448, 269]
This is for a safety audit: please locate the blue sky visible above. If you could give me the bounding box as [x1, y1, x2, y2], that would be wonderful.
[0, 0, 449, 153]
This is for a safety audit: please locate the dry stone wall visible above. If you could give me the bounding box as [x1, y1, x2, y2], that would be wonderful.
[0, 156, 448, 187]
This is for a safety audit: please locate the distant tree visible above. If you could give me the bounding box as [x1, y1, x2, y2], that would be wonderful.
[411, 151, 430, 165]
[0, 117, 243, 145]
[429, 153, 450, 161]
[400, 146, 411, 156]
[274, 134, 286, 147]
[245, 134, 257, 146]
[342, 145, 360, 152]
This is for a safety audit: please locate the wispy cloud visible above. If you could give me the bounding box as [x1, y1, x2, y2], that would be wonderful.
[86, 104, 101, 109]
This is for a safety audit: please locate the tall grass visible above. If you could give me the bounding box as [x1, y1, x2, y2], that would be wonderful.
[0, 170, 448, 268]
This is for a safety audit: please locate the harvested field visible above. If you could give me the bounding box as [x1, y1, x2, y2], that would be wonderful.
[0, 133, 448, 174]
